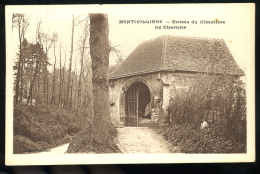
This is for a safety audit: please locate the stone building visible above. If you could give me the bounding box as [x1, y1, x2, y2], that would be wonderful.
[109, 35, 244, 127]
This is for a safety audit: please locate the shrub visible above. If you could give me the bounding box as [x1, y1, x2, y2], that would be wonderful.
[165, 121, 246, 153]
[13, 135, 51, 154]
[165, 72, 246, 153]
[13, 105, 91, 154]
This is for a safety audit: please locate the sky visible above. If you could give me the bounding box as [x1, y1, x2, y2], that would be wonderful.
[6, 4, 254, 75]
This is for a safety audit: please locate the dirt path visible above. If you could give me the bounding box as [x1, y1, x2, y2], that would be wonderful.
[116, 127, 172, 153]
[40, 143, 70, 154]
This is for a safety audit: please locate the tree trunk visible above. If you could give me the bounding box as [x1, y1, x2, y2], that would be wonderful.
[77, 19, 88, 111]
[15, 22, 22, 104]
[20, 52, 25, 101]
[77, 51, 84, 111]
[27, 55, 39, 105]
[42, 33, 53, 106]
[35, 63, 41, 105]
[70, 66, 76, 108]
[73, 67, 77, 109]
[13, 14, 29, 104]
[89, 13, 111, 144]
[66, 15, 75, 108]
[70, 78, 73, 108]
[46, 72, 49, 105]
[51, 41, 57, 105]
[58, 45, 62, 107]
[43, 67, 47, 105]
[61, 53, 66, 107]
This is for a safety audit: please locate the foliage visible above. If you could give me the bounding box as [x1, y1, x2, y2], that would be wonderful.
[169, 75, 246, 125]
[14, 39, 50, 100]
[12, 13, 119, 154]
[67, 13, 120, 153]
[164, 122, 246, 153]
[12, 13, 30, 104]
[165, 72, 246, 153]
[13, 104, 91, 154]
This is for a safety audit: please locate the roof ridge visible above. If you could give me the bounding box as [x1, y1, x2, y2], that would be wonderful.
[111, 40, 144, 76]
[142, 35, 164, 43]
[110, 35, 244, 79]
[157, 35, 223, 41]
[140, 35, 222, 45]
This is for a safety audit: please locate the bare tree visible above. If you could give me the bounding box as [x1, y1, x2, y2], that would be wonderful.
[26, 43, 46, 105]
[23, 22, 50, 106]
[34, 20, 54, 105]
[12, 14, 29, 104]
[26, 54, 39, 105]
[66, 15, 75, 108]
[35, 20, 43, 105]
[82, 57, 91, 110]
[70, 64, 77, 108]
[69, 81, 73, 108]
[42, 33, 54, 105]
[51, 33, 58, 105]
[58, 44, 62, 107]
[89, 13, 111, 144]
[62, 52, 67, 107]
[77, 17, 89, 111]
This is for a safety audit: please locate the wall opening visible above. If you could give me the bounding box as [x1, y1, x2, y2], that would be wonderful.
[124, 82, 151, 126]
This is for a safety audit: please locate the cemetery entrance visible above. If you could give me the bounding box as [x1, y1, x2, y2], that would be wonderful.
[125, 82, 151, 126]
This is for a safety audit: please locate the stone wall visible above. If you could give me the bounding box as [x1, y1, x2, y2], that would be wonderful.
[159, 71, 196, 122]
[109, 72, 164, 126]
[109, 71, 203, 127]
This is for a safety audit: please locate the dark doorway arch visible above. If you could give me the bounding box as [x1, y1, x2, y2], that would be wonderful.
[125, 82, 151, 126]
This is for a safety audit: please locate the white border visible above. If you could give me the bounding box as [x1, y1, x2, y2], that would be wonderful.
[6, 4, 255, 165]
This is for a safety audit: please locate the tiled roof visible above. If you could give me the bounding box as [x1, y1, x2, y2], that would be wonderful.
[110, 35, 244, 79]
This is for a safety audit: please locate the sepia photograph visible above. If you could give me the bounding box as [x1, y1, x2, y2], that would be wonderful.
[5, 4, 255, 165]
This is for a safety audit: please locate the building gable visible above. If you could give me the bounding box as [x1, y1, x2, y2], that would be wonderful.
[110, 35, 244, 80]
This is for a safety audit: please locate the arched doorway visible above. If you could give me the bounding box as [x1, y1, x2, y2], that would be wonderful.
[125, 82, 151, 126]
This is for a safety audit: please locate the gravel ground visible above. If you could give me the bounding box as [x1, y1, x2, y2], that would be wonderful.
[116, 127, 173, 153]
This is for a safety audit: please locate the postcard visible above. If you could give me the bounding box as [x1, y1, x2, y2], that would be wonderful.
[6, 4, 255, 165]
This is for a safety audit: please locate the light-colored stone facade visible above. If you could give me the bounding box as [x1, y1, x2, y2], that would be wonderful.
[109, 71, 197, 127]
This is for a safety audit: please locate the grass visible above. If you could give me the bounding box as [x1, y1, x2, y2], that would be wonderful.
[13, 104, 90, 154]
[164, 121, 246, 153]
[66, 125, 121, 154]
